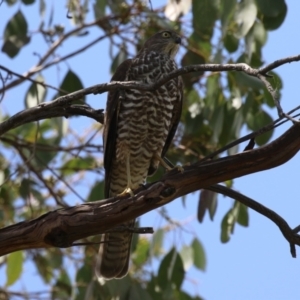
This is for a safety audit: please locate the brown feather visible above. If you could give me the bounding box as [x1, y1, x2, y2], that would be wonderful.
[103, 59, 132, 198]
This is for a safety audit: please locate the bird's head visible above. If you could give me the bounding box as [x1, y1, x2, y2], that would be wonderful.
[140, 30, 181, 58]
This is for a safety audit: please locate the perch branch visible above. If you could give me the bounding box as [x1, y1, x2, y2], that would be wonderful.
[0, 122, 300, 256]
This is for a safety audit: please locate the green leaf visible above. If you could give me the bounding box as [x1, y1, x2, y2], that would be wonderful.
[220, 0, 236, 29]
[151, 228, 164, 257]
[244, 20, 267, 61]
[6, 0, 18, 5]
[224, 32, 239, 53]
[2, 10, 30, 58]
[181, 49, 205, 87]
[111, 45, 127, 74]
[6, 251, 23, 286]
[34, 253, 53, 283]
[87, 180, 105, 202]
[221, 202, 249, 243]
[262, 2, 287, 30]
[61, 157, 95, 176]
[178, 290, 196, 300]
[235, 71, 264, 91]
[237, 203, 249, 227]
[256, 0, 286, 17]
[132, 237, 150, 267]
[208, 192, 218, 220]
[206, 74, 220, 105]
[47, 248, 63, 269]
[76, 264, 93, 285]
[50, 116, 68, 140]
[180, 245, 194, 271]
[246, 109, 273, 145]
[106, 276, 131, 298]
[210, 104, 224, 144]
[19, 178, 33, 200]
[147, 276, 163, 300]
[75, 264, 94, 300]
[4, 10, 28, 39]
[127, 283, 152, 300]
[22, 0, 35, 4]
[94, 0, 106, 19]
[39, 0, 46, 17]
[198, 189, 218, 222]
[252, 21, 267, 46]
[56, 70, 85, 104]
[131, 219, 139, 254]
[52, 269, 72, 299]
[263, 72, 283, 108]
[234, 0, 257, 38]
[24, 75, 47, 108]
[221, 204, 240, 243]
[161, 282, 177, 300]
[192, 0, 218, 40]
[191, 238, 206, 271]
[157, 248, 185, 290]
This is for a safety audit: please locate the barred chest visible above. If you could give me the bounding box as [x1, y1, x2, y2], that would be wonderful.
[115, 52, 180, 160]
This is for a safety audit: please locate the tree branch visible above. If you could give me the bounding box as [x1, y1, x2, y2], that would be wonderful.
[0, 105, 104, 136]
[207, 184, 298, 257]
[1, 122, 300, 256]
[2, 55, 300, 137]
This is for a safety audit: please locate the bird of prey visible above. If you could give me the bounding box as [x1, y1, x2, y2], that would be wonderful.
[97, 30, 183, 279]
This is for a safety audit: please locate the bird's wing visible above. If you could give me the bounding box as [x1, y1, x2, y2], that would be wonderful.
[103, 59, 132, 198]
[161, 76, 183, 158]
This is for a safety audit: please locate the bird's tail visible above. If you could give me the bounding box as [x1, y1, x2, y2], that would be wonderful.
[96, 219, 135, 279]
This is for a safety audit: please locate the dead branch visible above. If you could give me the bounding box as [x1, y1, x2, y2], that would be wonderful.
[0, 122, 300, 256]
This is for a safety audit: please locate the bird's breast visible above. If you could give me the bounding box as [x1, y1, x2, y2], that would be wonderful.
[111, 54, 180, 191]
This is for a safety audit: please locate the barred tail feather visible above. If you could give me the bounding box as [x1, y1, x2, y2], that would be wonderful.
[96, 219, 135, 279]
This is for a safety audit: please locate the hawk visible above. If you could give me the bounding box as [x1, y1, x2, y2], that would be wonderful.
[97, 30, 183, 279]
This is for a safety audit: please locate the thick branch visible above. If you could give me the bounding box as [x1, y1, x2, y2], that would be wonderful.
[0, 123, 300, 256]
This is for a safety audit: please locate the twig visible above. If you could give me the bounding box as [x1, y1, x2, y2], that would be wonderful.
[259, 54, 300, 74]
[207, 184, 299, 258]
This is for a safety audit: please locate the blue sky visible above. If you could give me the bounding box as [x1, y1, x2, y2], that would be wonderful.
[1, 1, 300, 299]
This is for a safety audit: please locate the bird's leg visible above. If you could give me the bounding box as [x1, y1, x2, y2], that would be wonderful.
[118, 152, 134, 196]
[155, 154, 184, 173]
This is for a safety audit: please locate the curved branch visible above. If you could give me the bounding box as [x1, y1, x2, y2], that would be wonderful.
[0, 105, 104, 136]
[207, 184, 297, 257]
[0, 122, 299, 256]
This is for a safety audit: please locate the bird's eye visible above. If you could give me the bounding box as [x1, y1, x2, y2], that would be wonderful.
[162, 31, 171, 38]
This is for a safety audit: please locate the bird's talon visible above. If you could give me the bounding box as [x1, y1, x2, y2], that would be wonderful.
[118, 187, 134, 197]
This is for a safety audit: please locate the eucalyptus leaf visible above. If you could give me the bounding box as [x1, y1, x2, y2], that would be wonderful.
[191, 238, 206, 271]
[2, 10, 30, 57]
[234, 0, 257, 38]
[6, 251, 23, 286]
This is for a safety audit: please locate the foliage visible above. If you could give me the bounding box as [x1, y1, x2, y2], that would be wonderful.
[0, 0, 287, 299]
